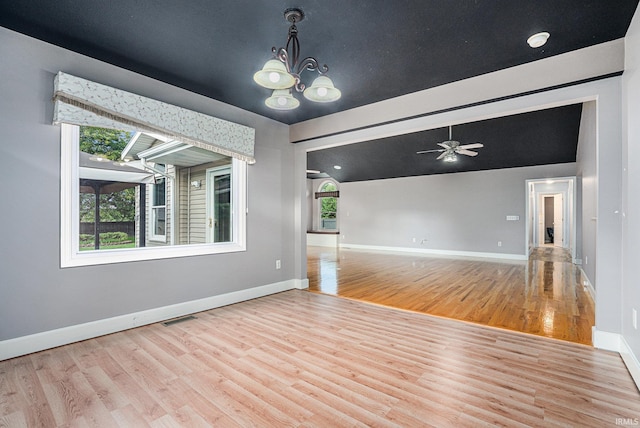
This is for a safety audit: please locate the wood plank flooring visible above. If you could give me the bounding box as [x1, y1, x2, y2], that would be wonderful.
[307, 246, 595, 345]
[1, 291, 637, 427]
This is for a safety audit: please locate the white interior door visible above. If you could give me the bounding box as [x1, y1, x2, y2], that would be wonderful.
[538, 194, 545, 246]
[553, 193, 564, 247]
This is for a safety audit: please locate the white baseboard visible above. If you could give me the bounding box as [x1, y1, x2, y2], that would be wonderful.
[579, 267, 596, 301]
[307, 233, 339, 247]
[0, 279, 300, 361]
[621, 336, 640, 391]
[593, 328, 640, 392]
[339, 243, 528, 261]
[592, 328, 621, 351]
[295, 278, 309, 289]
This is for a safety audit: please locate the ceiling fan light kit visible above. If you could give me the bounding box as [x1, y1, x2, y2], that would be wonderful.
[443, 152, 457, 162]
[254, 8, 341, 110]
[416, 125, 484, 162]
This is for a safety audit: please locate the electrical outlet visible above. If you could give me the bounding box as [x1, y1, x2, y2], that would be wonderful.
[585, 256, 588, 265]
[633, 308, 637, 330]
[275, 259, 281, 270]
[412, 237, 417, 243]
[497, 241, 502, 247]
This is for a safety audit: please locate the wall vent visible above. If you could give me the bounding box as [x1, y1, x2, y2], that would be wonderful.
[162, 315, 197, 326]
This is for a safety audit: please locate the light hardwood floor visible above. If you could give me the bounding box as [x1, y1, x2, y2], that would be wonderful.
[1, 291, 638, 427]
[308, 246, 595, 345]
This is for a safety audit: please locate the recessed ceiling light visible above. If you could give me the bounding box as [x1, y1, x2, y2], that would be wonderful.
[333, 165, 342, 170]
[527, 32, 550, 48]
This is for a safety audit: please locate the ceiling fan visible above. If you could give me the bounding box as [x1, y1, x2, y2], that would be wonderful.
[416, 126, 484, 162]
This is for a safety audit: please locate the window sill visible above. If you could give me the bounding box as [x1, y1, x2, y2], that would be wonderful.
[61, 242, 246, 268]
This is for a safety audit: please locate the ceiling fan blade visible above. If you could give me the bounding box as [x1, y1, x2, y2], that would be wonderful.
[436, 151, 448, 160]
[457, 143, 484, 150]
[437, 142, 452, 149]
[457, 149, 479, 157]
[416, 149, 445, 154]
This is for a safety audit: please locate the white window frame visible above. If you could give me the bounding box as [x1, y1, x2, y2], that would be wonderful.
[60, 123, 247, 267]
[149, 169, 167, 243]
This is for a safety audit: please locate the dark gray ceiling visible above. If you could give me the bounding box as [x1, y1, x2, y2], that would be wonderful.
[307, 104, 583, 182]
[0, 1, 637, 125]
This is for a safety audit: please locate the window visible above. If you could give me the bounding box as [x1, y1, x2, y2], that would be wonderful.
[61, 124, 247, 267]
[55, 72, 253, 267]
[318, 181, 338, 230]
[150, 165, 167, 242]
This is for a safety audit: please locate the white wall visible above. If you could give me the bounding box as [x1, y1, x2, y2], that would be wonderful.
[339, 163, 575, 256]
[306, 179, 314, 231]
[576, 101, 598, 286]
[0, 28, 296, 349]
[622, 6, 640, 363]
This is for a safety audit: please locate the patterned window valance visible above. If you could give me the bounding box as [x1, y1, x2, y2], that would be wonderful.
[53, 72, 256, 164]
[315, 191, 340, 199]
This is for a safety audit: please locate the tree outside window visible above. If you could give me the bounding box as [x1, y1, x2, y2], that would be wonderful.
[79, 126, 137, 250]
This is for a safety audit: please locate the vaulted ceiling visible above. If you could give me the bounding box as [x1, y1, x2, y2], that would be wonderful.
[1, 1, 637, 181]
[307, 103, 584, 182]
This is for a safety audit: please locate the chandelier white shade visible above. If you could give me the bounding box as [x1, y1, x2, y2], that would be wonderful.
[304, 76, 341, 102]
[254, 8, 340, 110]
[253, 59, 296, 90]
[265, 89, 300, 110]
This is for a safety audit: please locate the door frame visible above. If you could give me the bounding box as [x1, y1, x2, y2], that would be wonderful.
[525, 176, 577, 261]
[205, 165, 232, 243]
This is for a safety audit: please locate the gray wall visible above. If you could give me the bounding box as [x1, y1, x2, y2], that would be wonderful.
[622, 6, 640, 359]
[339, 163, 576, 256]
[0, 27, 294, 341]
[576, 100, 598, 287]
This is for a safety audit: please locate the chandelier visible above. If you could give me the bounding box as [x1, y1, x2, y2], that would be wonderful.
[253, 8, 341, 110]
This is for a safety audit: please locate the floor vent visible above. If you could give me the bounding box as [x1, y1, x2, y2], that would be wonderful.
[162, 315, 197, 326]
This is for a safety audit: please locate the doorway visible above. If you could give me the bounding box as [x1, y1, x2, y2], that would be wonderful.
[540, 193, 564, 247]
[525, 177, 576, 261]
